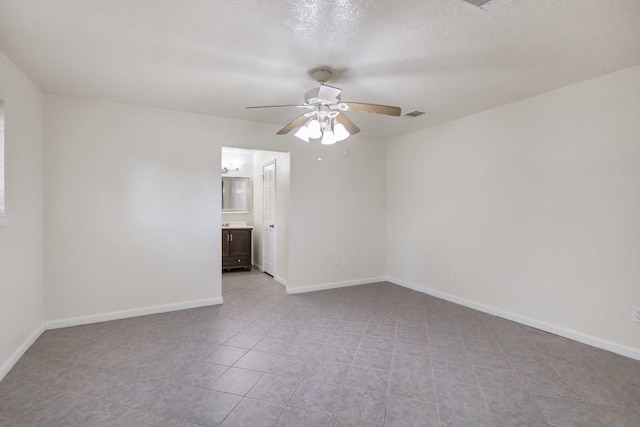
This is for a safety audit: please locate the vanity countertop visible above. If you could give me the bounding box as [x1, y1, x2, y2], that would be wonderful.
[222, 222, 253, 229]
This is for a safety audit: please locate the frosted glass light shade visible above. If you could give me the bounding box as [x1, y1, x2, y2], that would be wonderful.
[307, 119, 322, 139]
[334, 123, 350, 141]
[321, 130, 337, 145]
[294, 124, 310, 142]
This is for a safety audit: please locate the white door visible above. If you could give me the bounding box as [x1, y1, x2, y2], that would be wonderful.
[263, 161, 276, 276]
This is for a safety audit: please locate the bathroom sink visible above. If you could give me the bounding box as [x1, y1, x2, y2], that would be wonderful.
[222, 221, 253, 229]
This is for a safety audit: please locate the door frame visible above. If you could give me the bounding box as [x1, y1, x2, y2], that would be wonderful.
[262, 159, 276, 277]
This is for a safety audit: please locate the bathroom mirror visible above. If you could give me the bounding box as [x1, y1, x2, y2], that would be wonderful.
[222, 177, 251, 213]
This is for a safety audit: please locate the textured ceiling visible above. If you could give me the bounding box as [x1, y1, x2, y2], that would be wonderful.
[1, 0, 639, 140]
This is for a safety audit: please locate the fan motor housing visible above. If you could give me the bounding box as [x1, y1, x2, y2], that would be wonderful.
[304, 87, 341, 105]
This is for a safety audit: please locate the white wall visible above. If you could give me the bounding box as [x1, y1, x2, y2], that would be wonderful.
[44, 95, 387, 320]
[288, 143, 386, 288]
[386, 65, 640, 353]
[0, 52, 45, 377]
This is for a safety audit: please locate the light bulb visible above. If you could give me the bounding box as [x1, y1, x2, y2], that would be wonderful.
[294, 124, 310, 142]
[321, 130, 337, 145]
[333, 123, 350, 141]
[307, 119, 322, 139]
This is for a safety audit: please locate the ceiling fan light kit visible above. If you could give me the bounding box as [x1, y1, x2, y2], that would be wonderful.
[247, 68, 401, 145]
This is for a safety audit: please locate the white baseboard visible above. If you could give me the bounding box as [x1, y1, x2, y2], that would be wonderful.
[1, 297, 224, 380]
[46, 297, 224, 330]
[274, 275, 287, 287]
[0, 323, 45, 381]
[385, 276, 640, 361]
[286, 276, 386, 295]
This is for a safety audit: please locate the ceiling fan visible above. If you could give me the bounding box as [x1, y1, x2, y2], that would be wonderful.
[246, 68, 401, 145]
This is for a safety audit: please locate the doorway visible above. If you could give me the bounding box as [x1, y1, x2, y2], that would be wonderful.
[220, 147, 290, 291]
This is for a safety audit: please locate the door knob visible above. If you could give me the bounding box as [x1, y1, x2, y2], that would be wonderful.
[269, 224, 274, 228]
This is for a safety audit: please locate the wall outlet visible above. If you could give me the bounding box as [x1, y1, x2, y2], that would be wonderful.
[341, 258, 348, 268]
[632, 306, 640, 323]
[452, 269, 459, 280]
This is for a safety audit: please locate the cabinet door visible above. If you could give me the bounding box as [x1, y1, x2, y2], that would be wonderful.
[222, 230, 230, 257]
[228, 229, 251, 257]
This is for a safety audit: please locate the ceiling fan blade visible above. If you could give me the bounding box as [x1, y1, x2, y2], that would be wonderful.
[246, 104, 310, 109]
[317, 84, 342, 102]
[335, 113, 360, 135]
[276, 114, 309, 135]
[343, 102, 401, 116]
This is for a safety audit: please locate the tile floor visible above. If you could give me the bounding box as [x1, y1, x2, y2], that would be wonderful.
[1, 270, 639, 426]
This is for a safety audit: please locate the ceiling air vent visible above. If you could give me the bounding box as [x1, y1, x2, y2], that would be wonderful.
[405, 111, 427, 117]
[462, 0, 516, 12]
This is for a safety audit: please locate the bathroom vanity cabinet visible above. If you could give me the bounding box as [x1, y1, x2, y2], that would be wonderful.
[222, 228, 252, 271]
